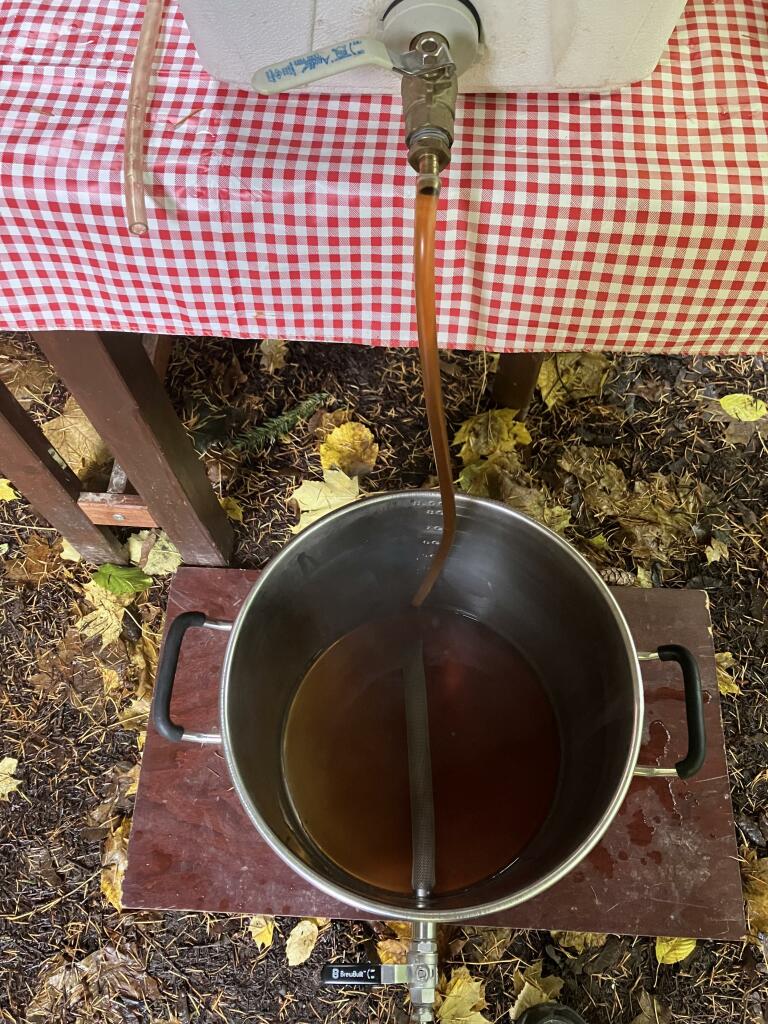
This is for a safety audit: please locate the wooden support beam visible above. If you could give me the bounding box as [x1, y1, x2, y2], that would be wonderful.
[33, 331, 233, 567]
[492, 353, 545, 418]
[0, 380, 126, 563]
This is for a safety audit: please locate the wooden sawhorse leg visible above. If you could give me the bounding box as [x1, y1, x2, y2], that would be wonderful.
[32, 331, 233, 567]
[0, 380, 126, 563]
[492, 353, 544, 418]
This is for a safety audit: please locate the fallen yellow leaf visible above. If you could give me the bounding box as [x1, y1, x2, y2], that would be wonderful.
[386, 921, 412, 941]
[0, 479, 19, 502]
[0, 756, 22, 801]
[377, 938, 409, 965]
[76, 581, 131, 650]
[454, 409, 531, 466]
[458, 927, 513, 964]
[143, 533, 182, 576]
[60, 538, 82, 562]
[552, 931, 607, 953]
[716, 652, 741, 696]
[743, 850, 768, 935]
[285, 919, 319, 966]
[42, 397, 111, 483]
[220, 496, 244, 522]
[4, 536, 64, 584]
[260, 337, 288, 373]
[248, 915, 275, 950]
[319, 421, 379, 477]
[0, 342, 57, 408]
[537, 352, 611, 409]
[705, 538, 729, 563]
[654, 936, 696, 964]
[86, 763, 140, 827]
[310, 408, 352, 440]
[510, 962, 564, 1021]
[118, 695, 152, 733]
[101, 818, 130, 911]
[289, 469, 360, 533]
[635, 566, 653, 589]
[719, 393, 768, 422]
[25, 943, 160, 1019]
[437, 967, 488, 1024]
[631, 991, 671, 1024]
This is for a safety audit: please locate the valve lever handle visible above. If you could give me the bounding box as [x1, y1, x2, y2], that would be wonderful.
[253, 37, 394, 94]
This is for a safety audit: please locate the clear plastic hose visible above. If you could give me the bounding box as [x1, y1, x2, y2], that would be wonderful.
[411, 165, 456, 608]
[124, 0, 165, 236]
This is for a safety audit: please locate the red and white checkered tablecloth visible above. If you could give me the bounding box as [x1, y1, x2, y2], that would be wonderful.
[1, 0, 767, 354]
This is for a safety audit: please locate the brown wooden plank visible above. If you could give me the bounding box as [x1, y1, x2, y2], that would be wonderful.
[0, 380, 126, 563]
[492, 353, 545, 416]
[124, 570, 745, 938]
[78, 492, 158, 528]
[33, 331, 232, 567]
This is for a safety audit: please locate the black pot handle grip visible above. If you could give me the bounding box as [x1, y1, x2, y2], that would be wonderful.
[153, 611, 227, 744]
[635, 643, 706, 780]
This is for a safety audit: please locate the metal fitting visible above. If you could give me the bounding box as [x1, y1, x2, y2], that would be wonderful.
[407, 920, 438, 1021]
[400, 32, 457, 174]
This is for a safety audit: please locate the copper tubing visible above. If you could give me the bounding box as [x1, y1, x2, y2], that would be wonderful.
[124, 0, 165, 236]
[411, 167, 456, 608]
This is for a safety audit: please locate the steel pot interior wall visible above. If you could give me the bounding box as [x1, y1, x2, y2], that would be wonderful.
[223, 492, 641, 917]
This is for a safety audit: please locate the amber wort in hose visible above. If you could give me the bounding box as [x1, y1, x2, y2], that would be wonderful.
[411, 184, 456, 607]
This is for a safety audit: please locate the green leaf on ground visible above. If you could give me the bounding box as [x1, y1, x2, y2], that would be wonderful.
[92, 564, 152, 596]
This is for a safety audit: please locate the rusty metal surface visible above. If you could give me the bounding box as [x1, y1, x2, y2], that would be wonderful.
[124, 568, 744, 938]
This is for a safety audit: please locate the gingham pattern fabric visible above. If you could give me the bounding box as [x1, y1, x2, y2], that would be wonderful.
[1, 0, 767, 353]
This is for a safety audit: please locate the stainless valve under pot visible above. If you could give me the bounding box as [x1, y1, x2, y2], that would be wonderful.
[153, 492, 706, 1018]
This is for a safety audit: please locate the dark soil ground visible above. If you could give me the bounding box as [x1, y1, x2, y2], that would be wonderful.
[1, 334, 766, 1024]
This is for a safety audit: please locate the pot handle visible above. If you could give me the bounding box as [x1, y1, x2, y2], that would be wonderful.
[152, 611, 231, 745]
[634, 644, 706, 780]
